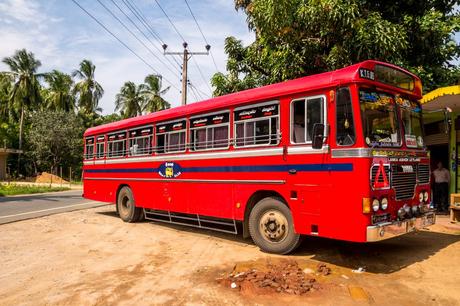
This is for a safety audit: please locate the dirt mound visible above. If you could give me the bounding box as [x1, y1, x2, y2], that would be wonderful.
[34, 172, 68, 184]
[219, 260, 330, 295]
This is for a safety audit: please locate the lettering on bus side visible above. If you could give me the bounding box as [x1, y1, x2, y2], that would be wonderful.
[158, 162, 182, 178]
[155, 120, 186, 134]
[234, 103, 279, 121]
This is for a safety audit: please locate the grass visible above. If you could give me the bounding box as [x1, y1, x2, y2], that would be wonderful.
[0, 184, 70, 197]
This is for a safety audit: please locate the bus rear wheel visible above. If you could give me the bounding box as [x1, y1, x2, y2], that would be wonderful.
[117, 186, 143, 222]
[249, 197, 301, 254]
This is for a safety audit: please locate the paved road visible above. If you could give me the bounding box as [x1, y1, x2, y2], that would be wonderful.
[0, 190, 108, 224]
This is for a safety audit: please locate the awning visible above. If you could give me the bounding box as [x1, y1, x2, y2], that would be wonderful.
[421, 85, 460, 112]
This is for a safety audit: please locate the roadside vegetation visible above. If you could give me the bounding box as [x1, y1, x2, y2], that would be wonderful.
[212, 1, 460, 96]
[0, 50, 170, 181]
[0, 183, 70, 197]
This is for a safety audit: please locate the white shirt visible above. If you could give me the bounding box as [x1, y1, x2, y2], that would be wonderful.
[433, 168, 450, 183]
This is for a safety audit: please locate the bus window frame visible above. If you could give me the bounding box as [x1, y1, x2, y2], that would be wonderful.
[335, 87, 357, 147]
[155, 119, 187, 154]
[107, 131, 128, 158]
[84, 136, 95, 160]
[189, 110, 231, 152]
[95, 135, 105, 159]
[128, 125, 154, 156]
[233, 100, 280, 149]
[289, 94, 327, 145]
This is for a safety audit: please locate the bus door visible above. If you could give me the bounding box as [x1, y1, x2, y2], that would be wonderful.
[287, 94, 332, 233]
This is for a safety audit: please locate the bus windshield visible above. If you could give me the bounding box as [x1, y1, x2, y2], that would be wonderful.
[359, 89, 400, 147]
[398, 98, 424, 148]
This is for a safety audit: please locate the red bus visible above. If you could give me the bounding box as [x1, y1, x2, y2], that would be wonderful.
[83, 60, 435, 254]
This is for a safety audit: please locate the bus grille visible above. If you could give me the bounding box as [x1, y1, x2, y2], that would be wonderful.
[391, 165, 416, 200]
[417, 164, 430, 184]
[370, 164, 391, 186]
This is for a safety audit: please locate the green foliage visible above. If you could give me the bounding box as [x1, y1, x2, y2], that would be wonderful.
[2, 48, 43, 116]
[141, 74, 171, 113]
[42, 70, 76, 112]
[114, 75, 171, 119]
[72, 59, 104, 114]
[115, 81, 144, 118]
[213, 0, 460, 95]
[26, 110, 84, 172]
[0, 183, 70, 196]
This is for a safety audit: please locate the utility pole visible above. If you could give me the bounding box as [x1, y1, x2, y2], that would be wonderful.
[163, 42, 210, 106]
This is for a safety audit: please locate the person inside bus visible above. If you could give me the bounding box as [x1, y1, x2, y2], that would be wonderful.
[293, 112, 305, 143]
[432, 161, 450, 212]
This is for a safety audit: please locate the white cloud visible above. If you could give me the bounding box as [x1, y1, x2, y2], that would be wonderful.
[0, 0, 253, 113]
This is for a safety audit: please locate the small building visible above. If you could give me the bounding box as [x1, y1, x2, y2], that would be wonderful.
[0, 148, 22, 180]
[421, 85, 460, 194]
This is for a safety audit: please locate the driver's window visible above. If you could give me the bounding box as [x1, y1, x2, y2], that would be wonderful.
[336, 87, 356, 146]
[291, 96, 325, 144]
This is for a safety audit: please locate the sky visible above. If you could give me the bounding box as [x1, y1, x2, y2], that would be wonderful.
[0, 0, 254, 114]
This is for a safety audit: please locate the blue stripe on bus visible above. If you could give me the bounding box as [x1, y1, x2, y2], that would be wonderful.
[84, 163, 353, 173]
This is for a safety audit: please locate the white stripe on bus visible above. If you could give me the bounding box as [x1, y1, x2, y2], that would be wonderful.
[83, 146, 329, 165]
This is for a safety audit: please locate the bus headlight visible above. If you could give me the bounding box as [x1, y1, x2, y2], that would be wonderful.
[398, 207, 405, 219]
[381, 198, 388, 210]
[403, 204, 411, 215]
[419, 192, 424, 203]
[423, 191, 429, 202]
[372, 199, 380, 212]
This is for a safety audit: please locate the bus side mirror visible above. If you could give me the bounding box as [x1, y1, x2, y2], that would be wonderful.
[312, 123, 325, 149]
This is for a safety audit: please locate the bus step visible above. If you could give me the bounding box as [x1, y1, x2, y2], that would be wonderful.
[144, 209, 238, 235]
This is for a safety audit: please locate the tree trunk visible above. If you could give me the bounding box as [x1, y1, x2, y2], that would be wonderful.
[17, 106, 24, 176]
[19, 106, 24, 150]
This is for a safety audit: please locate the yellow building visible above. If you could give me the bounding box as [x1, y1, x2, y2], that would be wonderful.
[421, 85, 460, 193]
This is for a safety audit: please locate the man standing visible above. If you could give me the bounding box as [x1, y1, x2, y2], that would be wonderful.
[432, 161, 450, 212]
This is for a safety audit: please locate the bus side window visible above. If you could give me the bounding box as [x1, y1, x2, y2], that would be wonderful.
[107, 132, 127, 158]
[234, 102, 279, 148]
[96, 136, 105, 158]
[291, 96, 324, 143]
[156, 134, 165, 154]
[84, 137, 94, 159]
[336, 87, 355, 146]
[129, 127, 153, 156]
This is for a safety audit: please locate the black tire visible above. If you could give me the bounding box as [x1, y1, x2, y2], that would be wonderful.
[249, 197, 302, 254]
[117, 186, 143, 222]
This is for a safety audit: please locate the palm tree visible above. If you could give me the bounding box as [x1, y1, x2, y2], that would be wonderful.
[141, 74, 170, 113]
[115, 81, 144, 118]
[72, 59, 104, 114]
[1, 49, 43, 150]
[0, 74, 12, 120]
[43, 70, 76, 112]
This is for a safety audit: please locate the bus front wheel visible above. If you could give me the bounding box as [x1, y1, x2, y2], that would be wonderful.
[249, 197, 302, 254]
[117, 186, 143, 222]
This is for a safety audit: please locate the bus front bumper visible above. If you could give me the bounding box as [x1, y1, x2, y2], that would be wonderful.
[366, 212, 436, 242]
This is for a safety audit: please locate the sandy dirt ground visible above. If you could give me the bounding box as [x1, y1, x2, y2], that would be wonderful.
[0, 205, 459, 306]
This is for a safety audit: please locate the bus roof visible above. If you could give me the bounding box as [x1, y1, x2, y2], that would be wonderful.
[84, 60, 421, 137]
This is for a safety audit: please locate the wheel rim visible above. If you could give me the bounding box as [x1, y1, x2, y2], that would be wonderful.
[120, 195, 131, 216]
[259, 209, 289, 243]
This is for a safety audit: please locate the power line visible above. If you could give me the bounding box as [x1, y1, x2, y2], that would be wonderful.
[70, 0, 179, 91]
[154, 0, 186, 42]
[187, 81, 200, 101]
[184, 0, 220, 72]
[191, 56, 212, 94]
[155, 0, 212, 99]
[190, 81, 211, 99]
[102, 0, 180, 78]
[119, 0, 182, 70]
[122, 0, 164, 45]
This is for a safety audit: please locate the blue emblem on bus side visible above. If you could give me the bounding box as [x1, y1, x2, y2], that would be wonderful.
[158, 162, 182, 178]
